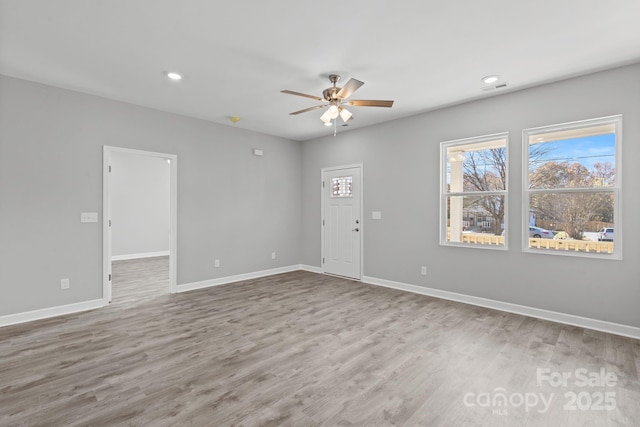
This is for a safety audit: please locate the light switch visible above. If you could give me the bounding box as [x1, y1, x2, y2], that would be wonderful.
[371, 211, 382, 220]
[81, 212, 98, 223]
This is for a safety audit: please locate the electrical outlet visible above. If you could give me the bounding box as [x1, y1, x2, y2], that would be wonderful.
[420, 266, 427, 276]
[214, 259, 220, 268]
[271, 252, 276, 260]
[61, 278, 70, 289]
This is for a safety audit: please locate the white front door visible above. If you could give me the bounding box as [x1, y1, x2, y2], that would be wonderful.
[322, 165, 362, 280]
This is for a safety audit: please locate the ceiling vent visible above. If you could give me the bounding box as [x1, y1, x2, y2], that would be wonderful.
[481, 82, 509, 92]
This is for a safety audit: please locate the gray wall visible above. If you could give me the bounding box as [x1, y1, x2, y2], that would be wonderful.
[110, 152, 171, 258]
[0, 75, 301, 316]
[300, 63, 640, 328]
[2, 64, 638, 329]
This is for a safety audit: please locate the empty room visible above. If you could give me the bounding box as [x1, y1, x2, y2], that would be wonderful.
[1, 1, 639, 426]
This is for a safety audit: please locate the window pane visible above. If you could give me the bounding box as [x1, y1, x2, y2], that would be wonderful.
[446, 195, 505, 246]
[528, 192, 614, 253]
[446, 141, 507, 193]
[331, 176, 352, 198]
[441, 134, 508, 250]
[524, 116, 620, 258]
[529, 133, 615, 190]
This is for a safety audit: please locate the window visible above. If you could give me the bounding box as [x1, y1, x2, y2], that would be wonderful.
[331, 176, 353, 198]
[440, 133, 508, 249]
[523, 115, 621, 258]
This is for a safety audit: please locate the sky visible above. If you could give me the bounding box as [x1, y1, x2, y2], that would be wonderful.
[445, 133, 616, 186]
[531, 133, 615, 170]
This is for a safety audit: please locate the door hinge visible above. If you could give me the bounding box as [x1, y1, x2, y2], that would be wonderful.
[322, 181, 325, 188]
[109, 165, 112, 173]
[109, 274, 112, 281]
[109, 219, 112, 227]
[322, 257, 325, 264]
[322, 219, 325, 226]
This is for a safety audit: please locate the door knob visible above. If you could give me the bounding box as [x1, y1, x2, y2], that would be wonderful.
[353, 227, 359, 232]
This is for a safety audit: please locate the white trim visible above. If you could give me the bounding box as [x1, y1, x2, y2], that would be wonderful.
[2, 265, 310, 327]
[102, 148, 111, 303]
[321, 163, 364, 280]
[299, 264, 323, 274]
[177, 265, 301, 293]
[4, 268, 638, 340]
[362, 275, 640, 340]
[112, 251, 170, 261]
[103, 145, 178, 306]
[0, 299, 104, 328]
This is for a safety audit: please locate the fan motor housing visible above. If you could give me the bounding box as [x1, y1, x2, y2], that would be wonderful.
[323, 87, 340, 102]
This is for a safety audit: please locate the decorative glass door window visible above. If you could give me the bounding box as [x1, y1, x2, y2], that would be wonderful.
[331, 176, 353, 198]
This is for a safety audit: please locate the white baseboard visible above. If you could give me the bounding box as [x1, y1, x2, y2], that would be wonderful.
[0, 299, 104, 328]
[362, 275, 640, 340]
[4, 267, 637, 341]
[2, 264, 311, 327]
[299, 264, 323, 274]
[177, 265, 302, 293]
[112, 251, 170, 261]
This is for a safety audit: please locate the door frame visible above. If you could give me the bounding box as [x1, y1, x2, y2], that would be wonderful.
[102, 146, 178, 305]
[321, 163, 363, 280]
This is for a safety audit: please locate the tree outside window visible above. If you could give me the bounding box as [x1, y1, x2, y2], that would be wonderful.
[523, 116, 621, 258]
[441, 133, 508, 249]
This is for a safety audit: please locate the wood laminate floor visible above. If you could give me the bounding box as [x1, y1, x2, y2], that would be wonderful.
[1, 259, 639, 426]
[111, 256, 170, 306]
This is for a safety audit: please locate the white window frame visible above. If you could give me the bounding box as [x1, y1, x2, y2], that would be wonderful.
[522, 115, 622, 259]
[440, 132, 509, 250]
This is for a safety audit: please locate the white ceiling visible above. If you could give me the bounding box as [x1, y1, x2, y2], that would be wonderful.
[2, 1, 640, 141]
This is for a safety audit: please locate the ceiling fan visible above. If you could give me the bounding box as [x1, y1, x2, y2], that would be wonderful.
[281, 74, 394, 125]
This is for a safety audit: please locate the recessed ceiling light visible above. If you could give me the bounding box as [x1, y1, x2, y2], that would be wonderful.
[166, 71, 183, 81]
[482, 75, 499, 84]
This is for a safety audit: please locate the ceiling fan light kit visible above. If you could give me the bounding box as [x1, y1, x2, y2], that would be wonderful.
[339, 106, 352, 122]
[327, 104, 340, 119]
[320, 110, 331, 123]
[282, 74, 394, 134]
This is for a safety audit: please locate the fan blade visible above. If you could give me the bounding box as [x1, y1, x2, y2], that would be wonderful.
[289, 105, 326, 115]
[281, 90, 323, 101]
[336, 78, 364, 99]
[345, 99, 394, 108]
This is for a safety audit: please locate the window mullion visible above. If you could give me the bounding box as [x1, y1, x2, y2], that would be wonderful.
[528, 187, 616, 195]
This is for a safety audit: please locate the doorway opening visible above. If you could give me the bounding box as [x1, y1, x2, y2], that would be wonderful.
[102, 146, 178, 305]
